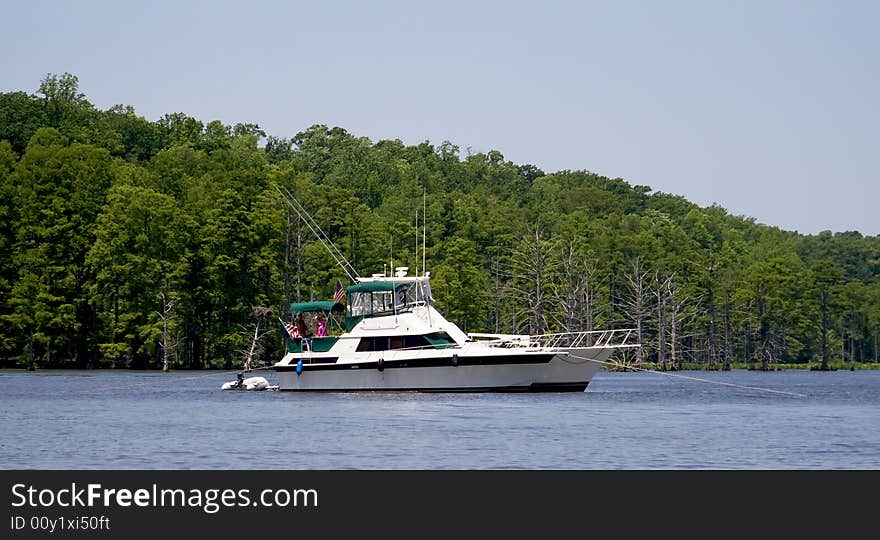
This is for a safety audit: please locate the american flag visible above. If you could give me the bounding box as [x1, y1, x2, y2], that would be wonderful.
[333, 279, 345, 303]
[280, 317, 300, 340]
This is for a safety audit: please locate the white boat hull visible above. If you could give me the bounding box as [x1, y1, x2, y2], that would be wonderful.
[276, 347, 610, 392]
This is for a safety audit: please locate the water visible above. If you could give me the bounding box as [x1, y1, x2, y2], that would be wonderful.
[1, 369, 877, 469]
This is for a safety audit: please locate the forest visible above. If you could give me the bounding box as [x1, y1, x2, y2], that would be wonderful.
[1, 73, 878, 371]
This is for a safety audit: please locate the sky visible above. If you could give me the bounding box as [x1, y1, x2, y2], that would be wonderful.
[2, 0, 878, 235]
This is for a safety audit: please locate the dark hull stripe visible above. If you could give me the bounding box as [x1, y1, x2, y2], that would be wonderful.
[275, 358, 339, 370]
[275, 353, 557, 372]
[278, 382, 590, 393]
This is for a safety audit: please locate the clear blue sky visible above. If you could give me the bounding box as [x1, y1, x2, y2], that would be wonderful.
[2, 0, 878, 235]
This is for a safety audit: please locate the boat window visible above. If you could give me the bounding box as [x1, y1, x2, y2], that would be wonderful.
[349, 292, 372, 317]
[404, 335, 430, 349]
[349, 290, 402, 318]
[401, 284, 418, 305]
[346, 280, 433, 324]
[398, 282, 431, 306]
[424, 332, 457, 349]
[354, 334, 454, 352]
[375, 291, 395, 312]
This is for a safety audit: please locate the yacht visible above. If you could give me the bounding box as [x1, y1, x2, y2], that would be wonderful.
[274, 267, 635, 392]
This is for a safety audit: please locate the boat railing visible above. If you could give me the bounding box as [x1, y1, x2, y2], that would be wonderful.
[469, 329, 639, 349]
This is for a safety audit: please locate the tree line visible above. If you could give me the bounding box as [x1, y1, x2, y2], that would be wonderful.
[1, 73, 878, 370]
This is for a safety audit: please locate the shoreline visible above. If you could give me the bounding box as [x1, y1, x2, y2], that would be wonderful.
[2, 364, 878, 373]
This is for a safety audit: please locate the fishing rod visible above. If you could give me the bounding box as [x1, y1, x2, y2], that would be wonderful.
[274, 185, 360, 283]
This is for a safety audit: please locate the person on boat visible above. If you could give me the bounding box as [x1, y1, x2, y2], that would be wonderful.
[295, 313, 311, 338]
[315, 313, 328, 337]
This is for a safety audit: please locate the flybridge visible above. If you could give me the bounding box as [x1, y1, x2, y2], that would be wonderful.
[345, 271, 434, 331]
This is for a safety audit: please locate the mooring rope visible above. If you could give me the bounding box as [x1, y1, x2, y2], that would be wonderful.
[19, 357, 806, 398]
[31, 365, 276, 396]
[565, 353, 807, 398]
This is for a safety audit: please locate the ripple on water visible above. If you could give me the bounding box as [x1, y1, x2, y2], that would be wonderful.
[1, 369, 878, 469]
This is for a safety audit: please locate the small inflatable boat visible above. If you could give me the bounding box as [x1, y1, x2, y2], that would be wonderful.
[221, 375, 272, 391]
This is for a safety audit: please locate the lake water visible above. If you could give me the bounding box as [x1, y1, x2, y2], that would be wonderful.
[1, 369, 877, 469]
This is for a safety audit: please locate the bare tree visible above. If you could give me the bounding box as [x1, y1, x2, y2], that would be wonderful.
[652, 272, 673, 371]
[156, 292, 180, 372]
[237, 306, 274, 371]
[718, 268, 736, 371]
[621, 257, 651, 367]
[551, 240, 604, 335]
[503, 224, 557, 336]
[666, 275, 701, 371]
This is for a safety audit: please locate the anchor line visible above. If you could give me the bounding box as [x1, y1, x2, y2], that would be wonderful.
[564, 353, 807, 398]
[40, 365, 276, 396]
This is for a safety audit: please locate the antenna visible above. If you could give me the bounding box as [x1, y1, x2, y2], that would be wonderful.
[275, 185, 359, 283]
[414, 208, 419, 278]
[390, 234, 397, 319]
[422, 188, 427, 277]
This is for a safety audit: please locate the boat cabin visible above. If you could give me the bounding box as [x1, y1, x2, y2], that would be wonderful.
[345, 274, 433, 330]
[284, 272, 459, 356]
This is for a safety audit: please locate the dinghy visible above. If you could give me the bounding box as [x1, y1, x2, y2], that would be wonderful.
[221, 374, 272, 391]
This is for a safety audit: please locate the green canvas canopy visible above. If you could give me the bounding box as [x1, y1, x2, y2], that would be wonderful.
[290, 301, 345, 314]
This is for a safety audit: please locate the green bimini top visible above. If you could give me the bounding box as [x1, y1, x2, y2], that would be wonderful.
[290, 301, 345, 314]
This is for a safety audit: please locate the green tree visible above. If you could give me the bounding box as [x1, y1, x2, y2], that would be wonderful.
[98, 104, 165, 161]
[0, 141, 18, 357]
[37, 73, 100, 145]
[430, 238, 488, 332]
[88, 184, 190, 367]
[734, 257, 802, 370]
[0, 91, 47, 154]
[838, 281, 869, 368]
[867, 280, 880, 364]
[8, 128, 114, 366]
[808, 260, 843, 370]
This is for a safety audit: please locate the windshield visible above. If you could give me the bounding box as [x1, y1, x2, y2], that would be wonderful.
[347, 281, 432, 318]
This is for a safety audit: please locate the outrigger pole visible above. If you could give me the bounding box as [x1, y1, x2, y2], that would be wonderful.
[274, 185, 360, 283]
